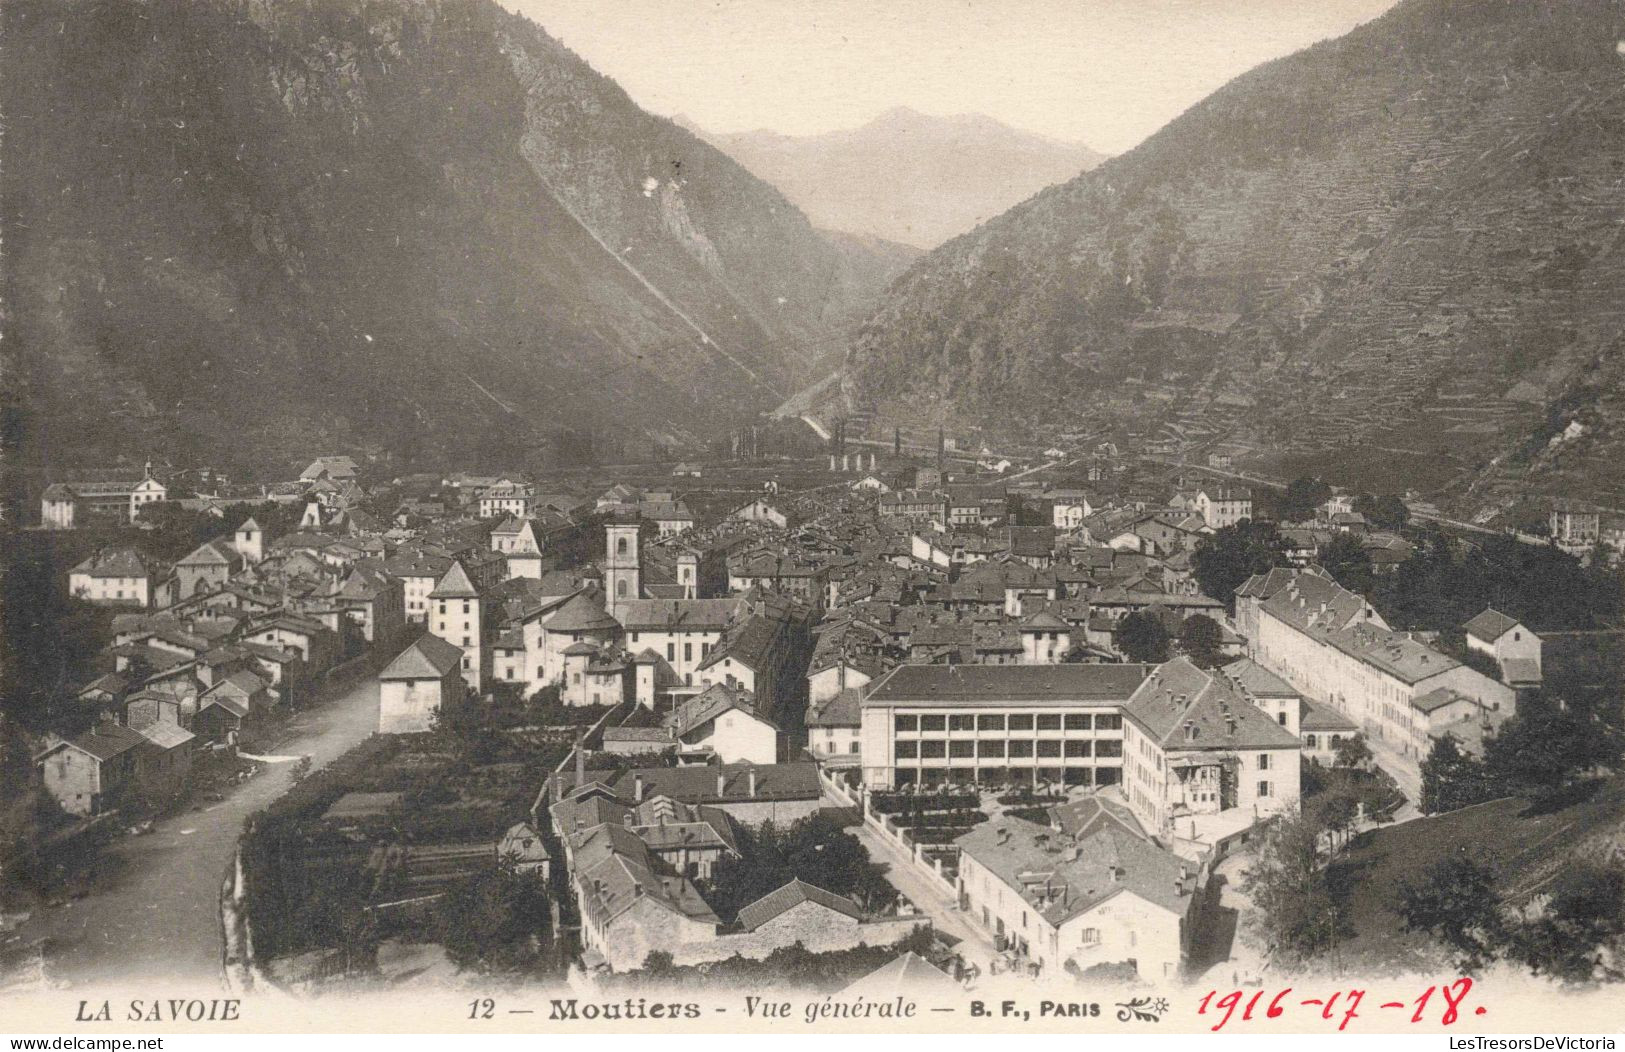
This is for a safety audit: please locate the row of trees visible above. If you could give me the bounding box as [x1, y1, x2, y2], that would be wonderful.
[1190, 514, 1620, 636]
[1420, 693, 1623, 815]
[1114, 610, 1226, 666]
[1269, 476, 1409, 531]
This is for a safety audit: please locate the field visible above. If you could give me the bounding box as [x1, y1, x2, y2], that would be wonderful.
[1328, 776, 1625, 975]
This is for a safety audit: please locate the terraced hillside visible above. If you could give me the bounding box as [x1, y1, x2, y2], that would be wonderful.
[844, 0, 1625, 507]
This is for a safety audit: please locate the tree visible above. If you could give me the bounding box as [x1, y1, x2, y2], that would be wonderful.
[436, 863, 555, 974]
[1242, 805, 1350, 962]
[1279, 477, 1333, 523]
[1192, 521, 1290, 612]
[702, 812, 895, 922]
[1353, 493, 1410, 533]
[1116, 611, 1171, 663]
[1507, 862, 1625, 983]
[1318, 533, 1374, 596]
[1332, 736, 1372, 771]
[1483, 697, 1622, 799]
[1396, 857, 1505, 971]
[1177, 614, 1225, 668]
[1419, 734, 1496, 814]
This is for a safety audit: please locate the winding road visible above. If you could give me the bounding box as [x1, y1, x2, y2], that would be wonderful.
[16, 680, 380, 989]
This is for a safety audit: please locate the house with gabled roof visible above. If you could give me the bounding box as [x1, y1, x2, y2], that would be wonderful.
[69, 548, 162, 608]
[175, 539, 242, 598]
[34, 722, 150, 815]
[1463, 607, 1542, 685]
[1121, 658, 1301, 856]
[378, 633, 466, 733]
[736, 878, 863, 933]
[663, 682, 778, 764]
[955, 815, 1200, 981]
[300, 455, 359, 482]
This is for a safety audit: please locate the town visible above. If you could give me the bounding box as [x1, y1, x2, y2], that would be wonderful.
[2, 438, 1622, 994]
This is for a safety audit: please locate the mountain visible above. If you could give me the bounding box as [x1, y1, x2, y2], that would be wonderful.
[682, 108, 1105, 249]
[843, 0, 1625, 510]
[2, 0, 895, 475]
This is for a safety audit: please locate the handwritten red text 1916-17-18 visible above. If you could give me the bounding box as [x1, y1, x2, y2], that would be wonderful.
[1197, 979, 1481, 1032]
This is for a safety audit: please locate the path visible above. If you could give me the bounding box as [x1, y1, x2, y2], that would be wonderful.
[844, 803, 997, 971]
[16, 679, 381, 989]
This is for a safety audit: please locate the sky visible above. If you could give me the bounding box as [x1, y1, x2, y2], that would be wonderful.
[501, 0, 1399, 155]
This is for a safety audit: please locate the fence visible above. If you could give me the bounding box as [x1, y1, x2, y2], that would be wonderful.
[818, 766, 960, 900]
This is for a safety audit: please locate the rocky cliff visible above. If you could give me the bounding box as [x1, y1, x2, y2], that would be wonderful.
[3, 0, 888, 471]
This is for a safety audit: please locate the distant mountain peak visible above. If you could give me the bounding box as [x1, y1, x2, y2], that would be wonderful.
[688, 109, 1105, 248]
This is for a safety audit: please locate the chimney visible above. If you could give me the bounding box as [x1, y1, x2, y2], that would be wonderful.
[748, 769, 758, 797]
[634, 774, 645, 801]
[717, 771, 727, 797]
[1175, 878, 1185, 896]
[575, 736, 586, 784]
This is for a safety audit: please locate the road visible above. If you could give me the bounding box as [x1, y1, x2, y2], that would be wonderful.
[17, 679, 380, 989]
[845, 807, 998, 971]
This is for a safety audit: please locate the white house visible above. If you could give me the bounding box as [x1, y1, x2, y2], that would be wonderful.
[663, 683, 779, 764]
[1122, 657, 1301, 858]
[730, 499, 788, 528]
[68, 548, 160, 608]
[956, 815, 1198, 981]
[1462, 607, 1542, 685]
[378, 634, 466, 734]
[1049, 489, 1095, 530]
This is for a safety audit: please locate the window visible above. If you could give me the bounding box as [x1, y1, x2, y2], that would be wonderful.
[630, 632, 639, 643]
[1037, 740, 1061, 758]
[1081, 927, 1099, 945]
[1009, 714, 1034, 731]
[1258, 754, 1271, 771]
[895, 741, 918, 759]
[950, 740, 975, 758]
[1258, 780, 1272, 798]
[977, 714, 1005, 731]
[949, 714, 974, 731]
[1096, 714, 1122, 731]
[616, 537, 628, 556]
[920, 715, 946, 732]
[438, 601, 446, 615]
[1305, 733, 1318, 748]
[1008, 740, 1033, 758]
[848, 741, 859, 754]
[1064, 713, 1092, 731]
[895, 715, 918, 732]
[978, 740, 1006, 758]
[667, 643, 676, 661]
[684, 642, 693, 663]
[1036, 714, 1061, 730]
[919, 740, 946, 759]
[1064, 740, 1091, 758]
[462, 600, 470, 614]
[1095, 740, 1122, 758]
[1277, 712, 1286, 725]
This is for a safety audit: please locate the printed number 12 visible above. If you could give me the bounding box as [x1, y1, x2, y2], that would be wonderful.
[469, 998, 495, 1020]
